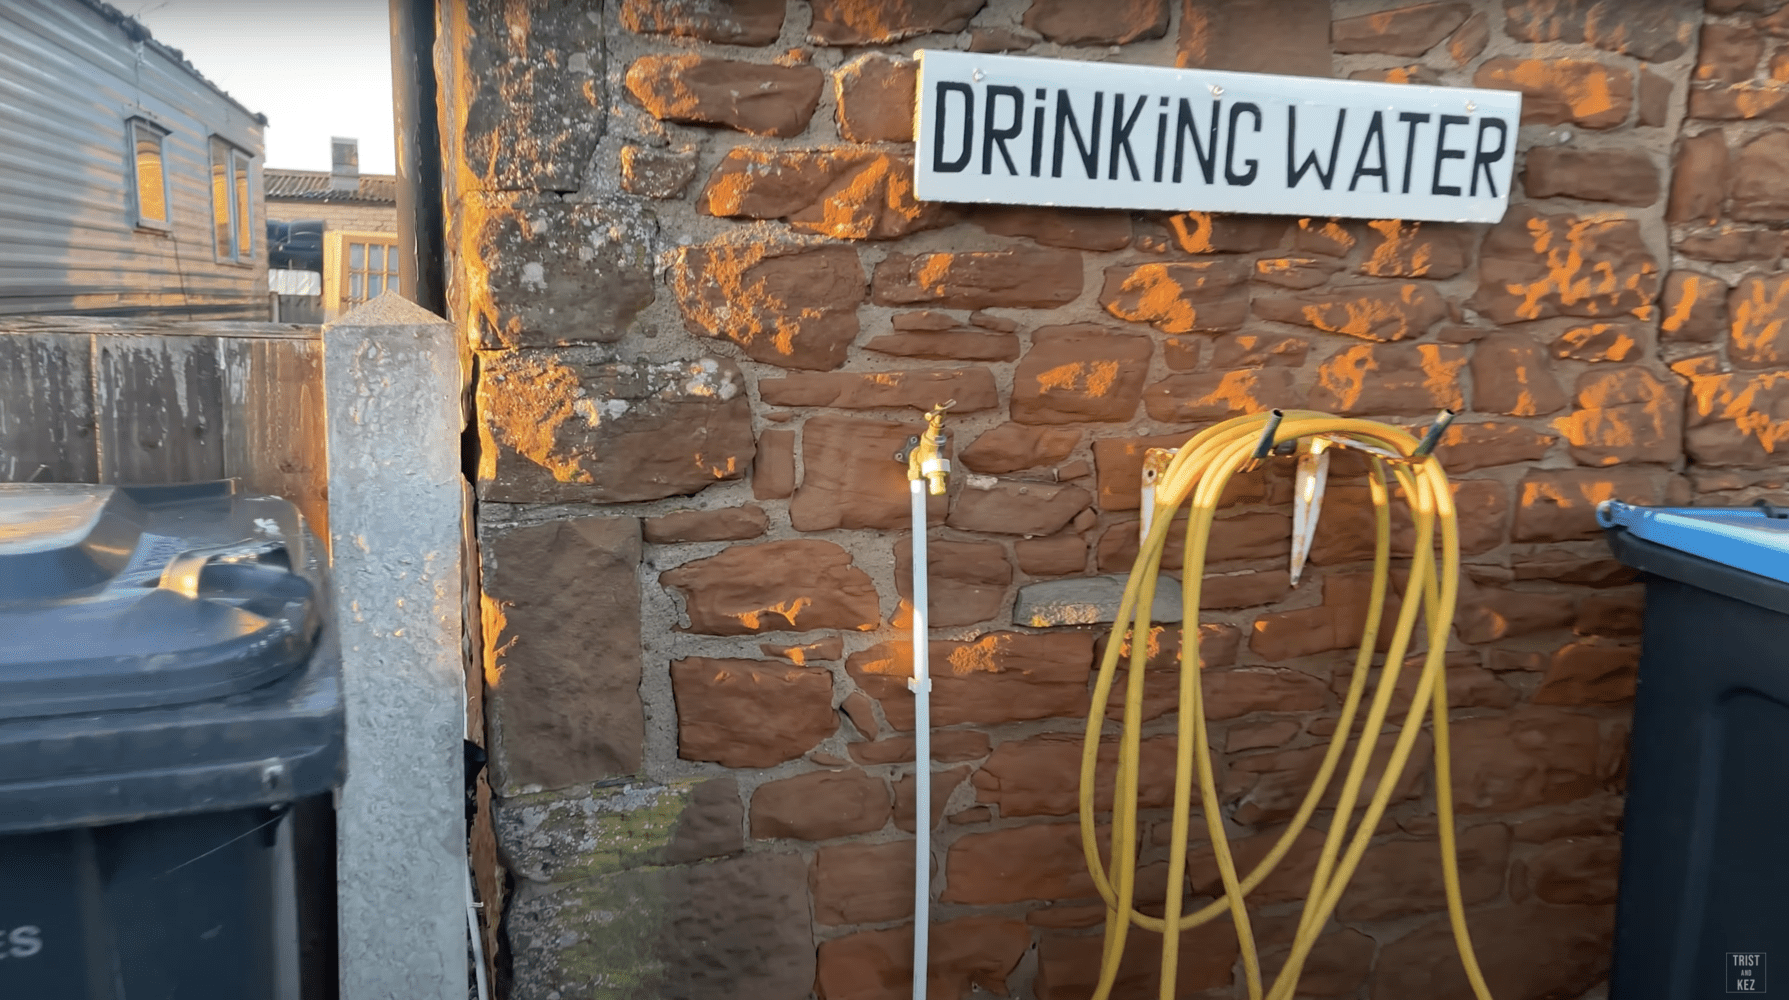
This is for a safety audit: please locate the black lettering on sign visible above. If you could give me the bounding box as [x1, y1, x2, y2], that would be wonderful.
[1109, 93, 1147, 180]
[1054, 89, 1105, 180]
[1173, 98, 1220, 184]
[1472, 117, 1509, 197]
[1152, 96, 1170, 183]
[982, 85, 1024, 175]
[1350, 110, 1389, 192]
[933, 82, 974, 173]
[1030, 88, 1046, 177]
[1287, 106, 1347, 190]
[1225, 102, 1262, 186]
[1432, 114, 1469, 196]
[1396, 112, 1431, 194]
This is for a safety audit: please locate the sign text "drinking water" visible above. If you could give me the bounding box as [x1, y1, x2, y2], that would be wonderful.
[914, 50, 1522, 224]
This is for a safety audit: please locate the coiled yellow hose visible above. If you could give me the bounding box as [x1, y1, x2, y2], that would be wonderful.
[1078, 410, 1493, 1000]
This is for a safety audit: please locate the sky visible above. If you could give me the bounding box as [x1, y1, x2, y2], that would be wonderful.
[126, 0, 397, 174]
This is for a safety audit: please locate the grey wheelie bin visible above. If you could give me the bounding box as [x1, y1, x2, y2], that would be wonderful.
[1600, 500, 1789, 999]
[0, 480, 344, 999]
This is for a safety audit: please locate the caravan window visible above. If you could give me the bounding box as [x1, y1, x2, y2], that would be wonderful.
[128, 119, 170, 230]
[210, 138, 255, 263]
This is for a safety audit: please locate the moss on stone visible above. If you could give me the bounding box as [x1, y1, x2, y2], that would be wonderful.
[498, 780, 716, 884]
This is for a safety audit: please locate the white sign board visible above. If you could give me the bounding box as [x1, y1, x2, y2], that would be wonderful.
[914, 50, 1522, 224]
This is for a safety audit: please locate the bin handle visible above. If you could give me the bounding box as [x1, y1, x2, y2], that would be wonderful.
[157, 539, 289, 598]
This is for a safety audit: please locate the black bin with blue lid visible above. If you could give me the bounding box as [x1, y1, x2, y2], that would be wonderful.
[1600, 499, 1789, 999]
[0, 480, 343, 999]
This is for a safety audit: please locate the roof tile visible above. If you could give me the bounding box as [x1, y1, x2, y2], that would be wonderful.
[265, 169, 398, 204]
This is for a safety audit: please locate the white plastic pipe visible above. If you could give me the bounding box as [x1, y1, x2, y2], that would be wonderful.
[908, 478, 931, 1000]
[467, 866, 489, 1000]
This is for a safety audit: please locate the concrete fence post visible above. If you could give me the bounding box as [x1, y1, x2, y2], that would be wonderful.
[323, 294, 466, 1000]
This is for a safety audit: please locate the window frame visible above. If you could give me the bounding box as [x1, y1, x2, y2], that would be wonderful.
[232, 148, 253, 261]
[323, 230, 401, 317]
[209, 136, 256, 265]
[127, 118, 171, 233]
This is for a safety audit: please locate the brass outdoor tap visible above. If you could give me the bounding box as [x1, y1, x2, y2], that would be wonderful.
[896, 401, 954, 495]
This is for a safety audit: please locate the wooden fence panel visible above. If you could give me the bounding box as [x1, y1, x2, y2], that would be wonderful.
[221, 336, 329, 537]
[93, 334, 228, 484]
[2, 319, 325, 535]
[0, 331, 97, 483]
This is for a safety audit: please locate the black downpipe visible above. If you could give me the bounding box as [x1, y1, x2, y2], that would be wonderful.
[389, 0, 447, 317]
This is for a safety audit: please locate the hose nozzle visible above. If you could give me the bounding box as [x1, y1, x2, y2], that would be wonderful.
[1246, 410, 1285, 470]
[1413, 409, 1458, 458]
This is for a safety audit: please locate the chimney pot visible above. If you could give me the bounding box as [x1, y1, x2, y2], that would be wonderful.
[330, 137, 359, 192]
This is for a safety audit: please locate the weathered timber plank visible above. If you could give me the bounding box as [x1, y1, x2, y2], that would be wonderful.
[220, 337, 329, 537]
[0, 317, 320, 341]
[0, 332, 98, 482]
[93, 334, 227, 484]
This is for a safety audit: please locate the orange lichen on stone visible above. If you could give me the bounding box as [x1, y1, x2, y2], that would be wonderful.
[1499, 215, 1659, 322]
[1120, 264, 1202, 332]
[1145, 368, 1299, 422]
[1474, 57, 1631, 129]
[1313, 343, 1467, 413]
[1520, 476, 1620, 514]
[1112, 625, 1169, 664]
[677, 243, 784, 353]
[1553, 324, 1640, 362]
[1552, 367, 1682, 466]
[477, 352, 593, 484]
[480, 594, 511, 689]
[1504, 361, 1557, 417]
[1688, 370, 1789, 453]
[1100, 261, 1249, 334]
[1359, 220, 1472, 279]
[1728, 83, 1789, 119]
[669, 241, 864, 369]
[1169, 212, 1216, 253]
[1670, 355, 1722, 380]
[1660, 278, 1702, 335]
[1297, 285, 1441, 341]
[1731, 275, 1789, 368]
[914, 254, 958, 296]
[1366, 220, 1424, 274]
[850, 641, 914, 680]
[945, 633, 1022, 676]
[1418, 343, 1469, 402]
[800, 155, 931, 239]
[698, 169, 767, 218]
[700, 148, 948, 240]
[1036, 361, 1121, 398]
[1298, 217, 1357, 254]
[1191, 369, 1288, 413]
[734, 597, 815, 632]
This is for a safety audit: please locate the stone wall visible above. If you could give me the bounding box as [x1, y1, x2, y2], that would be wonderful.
[441, 1, 1786, 998]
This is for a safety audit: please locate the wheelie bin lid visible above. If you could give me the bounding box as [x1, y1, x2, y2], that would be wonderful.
[1599, 500, 1789, 617]
[0, 480, 321, 719]
[0, 481, 343, 833]
[1598, 500, 1789, 586]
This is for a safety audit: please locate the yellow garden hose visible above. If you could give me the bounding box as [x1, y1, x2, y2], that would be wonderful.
[1078, 410, 1494, 1000]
